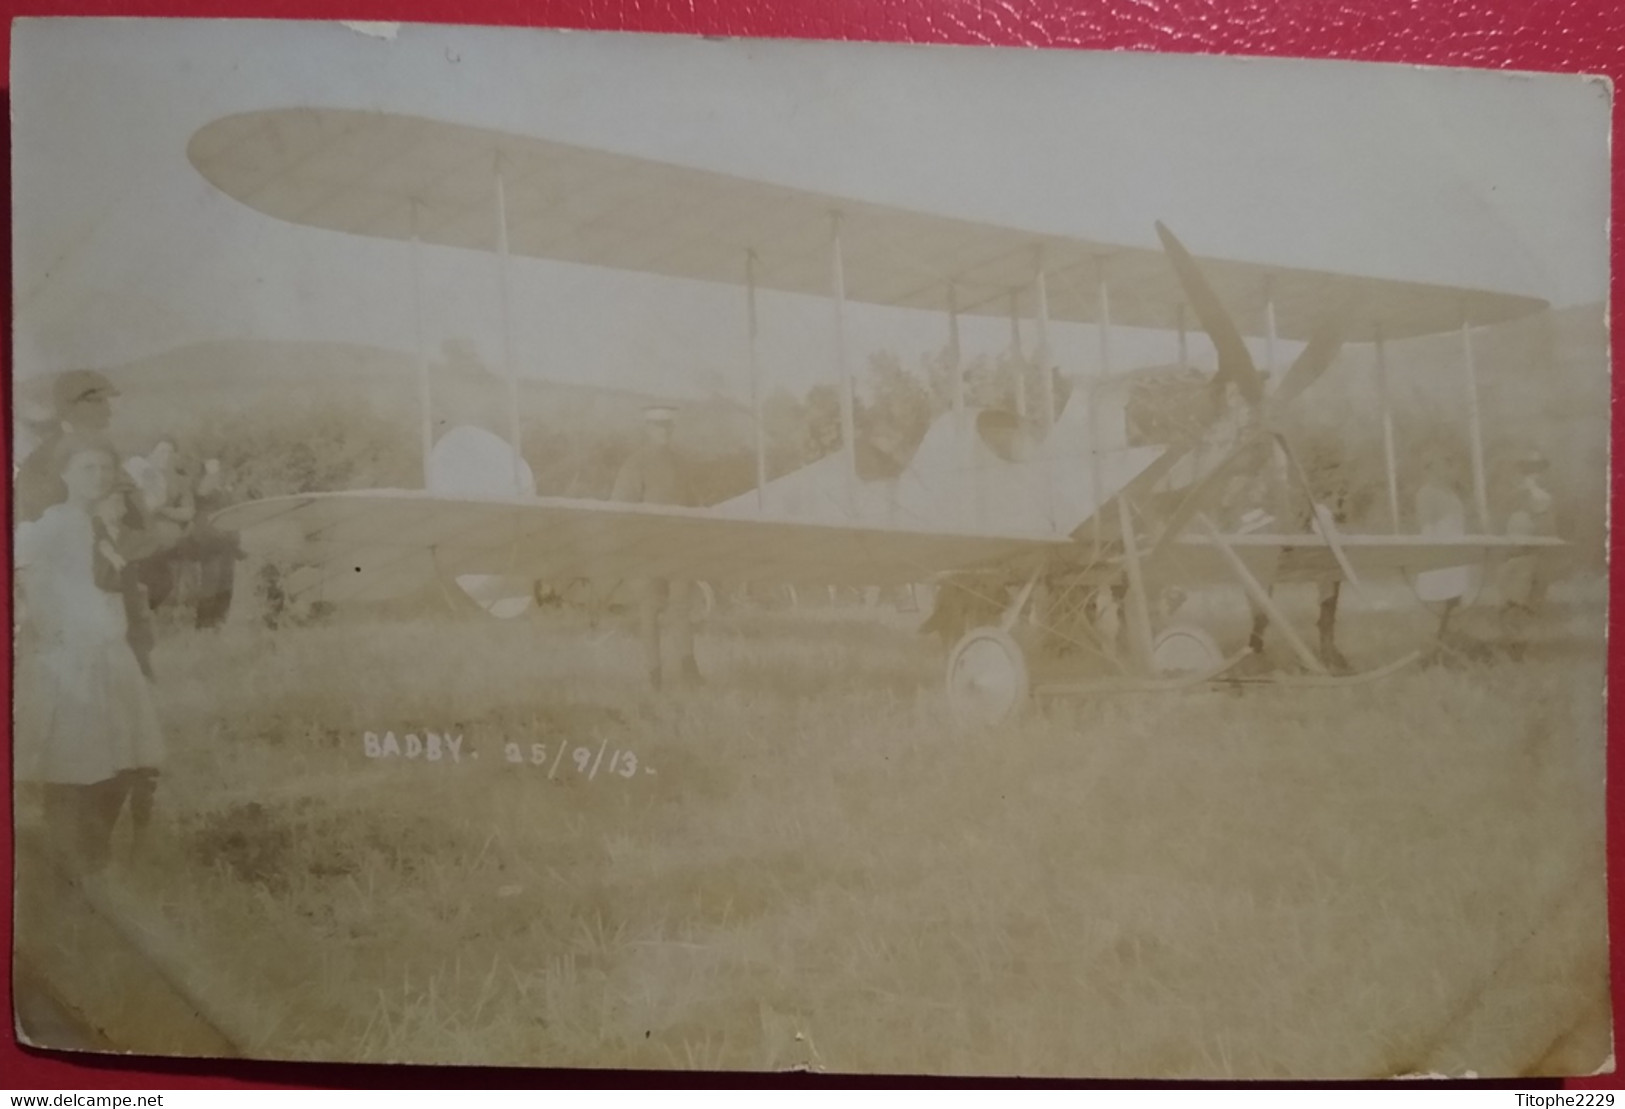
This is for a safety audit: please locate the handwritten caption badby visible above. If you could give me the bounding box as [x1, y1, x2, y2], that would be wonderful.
[361, 731, 654, 781]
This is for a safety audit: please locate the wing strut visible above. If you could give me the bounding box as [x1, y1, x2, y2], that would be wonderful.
[830, 212, 857, 515]
[1374, 323, 1401, 531]
[1264, 277, 1278, 377]
[494, 155, 525, 494]
[947, 282, 972, 528]
[1008, 291, 1027, 418]
[1034, 247, 1056, 435]
[1460, 313, 1491, 531]
[409, 199, 433, 489]
[1117, 494, 1156, 675]
[746, 250, 767, 512]
[1034, 247, 1057, 528]
[1090, 257, 1112, 556]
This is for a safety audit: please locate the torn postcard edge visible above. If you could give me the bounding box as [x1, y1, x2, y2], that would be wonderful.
[339, 21, 399, 40]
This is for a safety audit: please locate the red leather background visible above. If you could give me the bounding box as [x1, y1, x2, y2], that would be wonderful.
[1, 0, 1621, 1089]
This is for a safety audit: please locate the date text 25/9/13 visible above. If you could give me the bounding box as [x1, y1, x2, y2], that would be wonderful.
[362, 731, 653, 780]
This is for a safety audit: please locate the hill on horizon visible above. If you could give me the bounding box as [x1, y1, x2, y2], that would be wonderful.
[17, 338, 757, 458]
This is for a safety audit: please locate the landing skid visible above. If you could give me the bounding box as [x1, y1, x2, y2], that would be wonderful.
[1031, 649, 1249, 699]
[947, 624, 1423, 727]
[1211, 650, 1422, 688]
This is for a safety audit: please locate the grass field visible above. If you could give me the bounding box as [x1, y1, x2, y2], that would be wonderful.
[12, 585, 1612, 1079]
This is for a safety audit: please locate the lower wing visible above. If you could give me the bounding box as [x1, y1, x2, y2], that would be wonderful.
[215, 490, 1070, 604]
[1163, 531, 1567, 584]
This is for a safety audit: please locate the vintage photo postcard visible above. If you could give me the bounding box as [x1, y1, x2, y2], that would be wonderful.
[9, 19, 1613, 1078]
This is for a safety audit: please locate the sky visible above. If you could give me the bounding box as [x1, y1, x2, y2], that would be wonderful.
[10, 19, 1613, 402]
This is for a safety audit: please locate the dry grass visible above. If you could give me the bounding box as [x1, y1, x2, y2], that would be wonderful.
[15, 588, 1611, 1078]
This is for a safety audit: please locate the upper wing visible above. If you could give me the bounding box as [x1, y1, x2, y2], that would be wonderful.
[1162, 531, 1567, 584]
[188, 108, 1547, 341]
[217, 490, 1070, 603]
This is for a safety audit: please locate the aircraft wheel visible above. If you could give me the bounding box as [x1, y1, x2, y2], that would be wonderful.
[1151, 624, 1224, 676]
[946, 626, 1030, 728]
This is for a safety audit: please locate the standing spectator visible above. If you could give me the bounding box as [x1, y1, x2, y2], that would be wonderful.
[124, 439, 196, 610]
[1414, 448, 1474, 643]
[1498, 447, 1557, 659]
[15, 434, 165, 875]
[611, 406, 702, 690]
[190, 458, 243, 628]
[16, 370, 162, 678]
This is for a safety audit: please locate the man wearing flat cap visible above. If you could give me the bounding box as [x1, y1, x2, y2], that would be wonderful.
[611, 405, 702, 690]
[17, 370, 122, 522]
[17, 369, 160, 679]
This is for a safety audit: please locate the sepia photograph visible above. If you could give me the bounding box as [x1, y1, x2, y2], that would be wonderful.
[9, 18, 1613, 1078]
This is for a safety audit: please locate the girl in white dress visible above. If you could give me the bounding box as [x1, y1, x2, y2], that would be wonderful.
[16, 434, 165, 873]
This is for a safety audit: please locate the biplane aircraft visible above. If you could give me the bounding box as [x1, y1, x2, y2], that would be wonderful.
[192, 108, 1566, 724]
